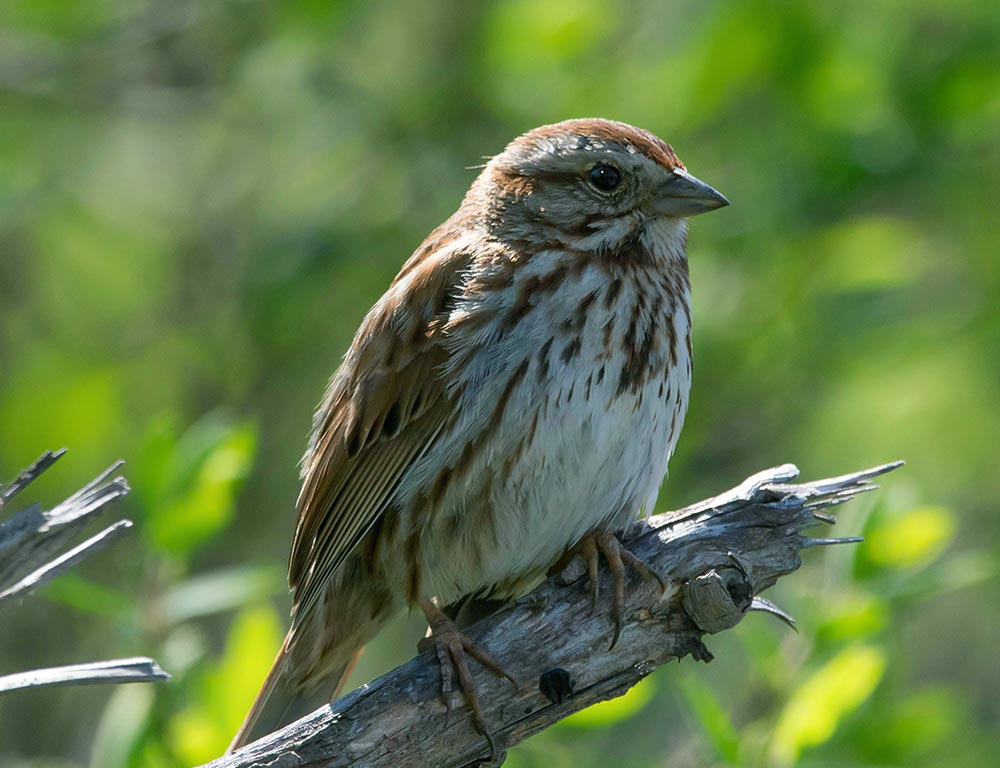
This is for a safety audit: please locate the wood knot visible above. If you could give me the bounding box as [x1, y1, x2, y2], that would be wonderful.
[682, 565, 753, 633]
[539, 667, 575, 705]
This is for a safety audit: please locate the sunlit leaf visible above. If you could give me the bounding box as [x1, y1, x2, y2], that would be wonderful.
[559, 674, 655, 728]
[162, 415, 250, 504]
[131, 741, 175, 768]
[167, 604, 283, 764]
[168, 707, 222, 768]
[771, 644, 886, 765]
[865, 505, 956, 571]
[146, 419, 258, 556]
[815, 592, 887, 643]
[214, 604, 285, 735]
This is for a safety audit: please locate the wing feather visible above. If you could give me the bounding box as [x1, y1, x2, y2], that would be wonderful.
[287, 240, 469, 622]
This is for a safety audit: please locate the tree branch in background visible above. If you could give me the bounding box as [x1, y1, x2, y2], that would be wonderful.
[0, 450, 169, 692]
[209, 461, 902, 768]
[0, 657, 168, 694]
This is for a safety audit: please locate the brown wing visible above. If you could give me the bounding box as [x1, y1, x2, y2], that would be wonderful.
[287, 240, 469, 622]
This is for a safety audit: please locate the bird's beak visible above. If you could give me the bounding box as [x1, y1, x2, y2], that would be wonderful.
[652, 168, 730, 217]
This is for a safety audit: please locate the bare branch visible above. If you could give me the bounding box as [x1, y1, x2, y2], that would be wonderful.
[0, 450, 169, 695]
[0, 519, 133, 601]
[0, 448, 66, 507]
[0, 657, 169, 694]
[207, 461, 901, 768]
[0, 458, 130, 603]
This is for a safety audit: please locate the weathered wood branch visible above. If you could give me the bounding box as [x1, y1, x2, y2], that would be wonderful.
[0, 450, 169, 692]
[0, 450, 131, 602]
[208, 461, 902, 768]
[0, 657, 169, 694]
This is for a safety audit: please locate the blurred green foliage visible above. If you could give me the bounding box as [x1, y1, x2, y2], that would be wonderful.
[1, 0, 998, 766]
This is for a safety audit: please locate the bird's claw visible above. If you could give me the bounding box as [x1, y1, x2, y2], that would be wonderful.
[552, 530, 666, 649]
[419, 598, 516, 757]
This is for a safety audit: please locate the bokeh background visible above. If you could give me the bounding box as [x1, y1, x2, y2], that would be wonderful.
[1, 1, 998, 766]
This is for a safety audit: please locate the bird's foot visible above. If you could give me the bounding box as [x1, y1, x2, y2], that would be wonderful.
[550, 530, 666, 649]
[418, 597, 516, 755]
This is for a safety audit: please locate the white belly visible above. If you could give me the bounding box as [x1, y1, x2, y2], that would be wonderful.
[478, 357, 687, 595]
[405, 252, 692, 603]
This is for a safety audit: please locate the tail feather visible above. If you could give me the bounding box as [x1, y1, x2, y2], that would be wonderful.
[227, 633, 362, 753]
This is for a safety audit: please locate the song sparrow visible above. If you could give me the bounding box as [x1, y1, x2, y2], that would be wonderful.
[230, 118, 728, 751]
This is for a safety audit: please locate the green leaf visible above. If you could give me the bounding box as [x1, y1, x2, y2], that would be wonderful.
[130, 413, 181, 516]
[90, 684, 155, 768]
[160, 565, 285, 625]
[43, 573, 134, 622]
[677, 671, 740, 764]
[168, 708, 223, 768]
[146, 418, 258, 557]
[864, 505, 956, 571]
[770, 644, 886, 765]
[167, 604, 283, 765]
[161, 624, 209, 680]
[888, 549, 998, 602]
[815, 592, 888, 643]
[862, 686, 962, 761]
[811, 217, 932, 292]
[559, 674, 655, 729]
[487, 0, 611, 62]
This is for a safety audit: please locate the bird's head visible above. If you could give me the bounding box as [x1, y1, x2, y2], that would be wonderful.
[471, 118, 729, 254]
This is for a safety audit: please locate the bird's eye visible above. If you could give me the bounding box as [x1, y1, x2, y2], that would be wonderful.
[588, 164, 622, 192]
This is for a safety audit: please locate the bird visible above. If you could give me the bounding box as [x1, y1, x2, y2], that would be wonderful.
[229, 118, 728, 752]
